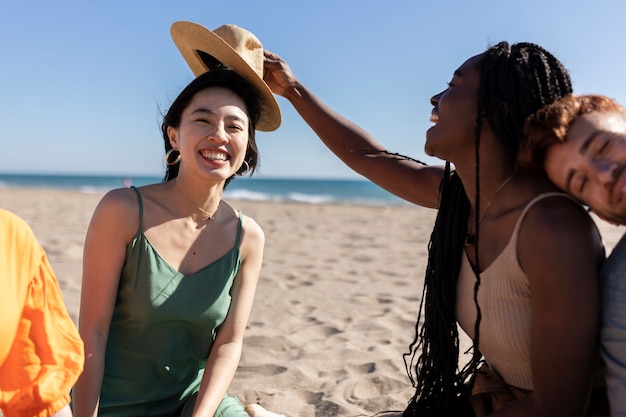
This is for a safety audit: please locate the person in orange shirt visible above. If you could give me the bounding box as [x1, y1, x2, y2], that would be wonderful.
[0, 208, 84, 417]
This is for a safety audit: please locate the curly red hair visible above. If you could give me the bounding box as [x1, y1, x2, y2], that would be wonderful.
[518, 94, 626, 171]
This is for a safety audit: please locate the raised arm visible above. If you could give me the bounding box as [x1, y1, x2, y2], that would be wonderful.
[263, 50, 444, 209]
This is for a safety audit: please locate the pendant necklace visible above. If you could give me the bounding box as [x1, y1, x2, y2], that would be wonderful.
[465, 175, 515, 247]
[174, 180, 219, 222]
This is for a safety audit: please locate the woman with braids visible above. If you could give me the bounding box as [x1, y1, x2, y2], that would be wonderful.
[258, 43, 607, 416]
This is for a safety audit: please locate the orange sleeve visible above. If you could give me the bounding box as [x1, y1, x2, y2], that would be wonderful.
[0, 210, 84, 417]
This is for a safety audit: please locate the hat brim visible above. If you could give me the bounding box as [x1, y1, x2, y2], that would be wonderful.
[171, 21, 281, 132]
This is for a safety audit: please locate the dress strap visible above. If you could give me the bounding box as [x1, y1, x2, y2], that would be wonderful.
[234, 210, 243, 248]
[511, 192, 584, 241]
[130, 186, 144, 233]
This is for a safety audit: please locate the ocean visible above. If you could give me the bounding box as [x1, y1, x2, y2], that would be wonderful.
[0, 173, 408, 206]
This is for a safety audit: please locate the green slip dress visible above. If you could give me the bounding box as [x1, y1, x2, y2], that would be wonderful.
[98, 187, 248, 417]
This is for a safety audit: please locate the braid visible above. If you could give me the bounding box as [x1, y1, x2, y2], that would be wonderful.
[403, 164, 472, 416]
[403, 41, 572, 416]
[481, 42, 572, 158]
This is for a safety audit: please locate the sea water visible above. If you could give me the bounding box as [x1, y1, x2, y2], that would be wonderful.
[0, 173, 407, 206]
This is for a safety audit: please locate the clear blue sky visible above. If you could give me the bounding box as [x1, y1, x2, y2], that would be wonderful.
[2, 0, 626, 179]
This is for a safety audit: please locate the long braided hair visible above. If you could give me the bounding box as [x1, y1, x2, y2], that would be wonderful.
[402, 42, 572, 416]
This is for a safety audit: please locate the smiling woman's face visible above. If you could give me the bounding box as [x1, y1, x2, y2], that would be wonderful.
[168, 86, 250, 181]
[544, 111, 626, 224]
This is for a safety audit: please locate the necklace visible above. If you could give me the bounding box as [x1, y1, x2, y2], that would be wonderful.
[464, 174, 515, 247]
[174, 180, 219, 221]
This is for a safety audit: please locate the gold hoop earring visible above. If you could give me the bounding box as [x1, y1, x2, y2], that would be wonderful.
[165, 149, 181, 166]
[237, 160, 250, 176]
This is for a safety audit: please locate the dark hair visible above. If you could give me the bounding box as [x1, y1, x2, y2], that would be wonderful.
[161, 68, 262, 187]
[403, 42, 573, 416]
[519, 94, 626, 171]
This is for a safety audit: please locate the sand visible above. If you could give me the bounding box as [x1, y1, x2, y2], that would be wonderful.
[1, 187, 624, 417]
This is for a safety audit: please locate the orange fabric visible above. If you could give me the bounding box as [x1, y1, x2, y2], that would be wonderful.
[0, 209, 84, 417]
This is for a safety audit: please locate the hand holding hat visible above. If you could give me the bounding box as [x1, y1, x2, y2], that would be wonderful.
[171, 21, 281, 132]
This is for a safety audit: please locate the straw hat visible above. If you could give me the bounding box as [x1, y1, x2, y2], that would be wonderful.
[170, 21, 281, 132]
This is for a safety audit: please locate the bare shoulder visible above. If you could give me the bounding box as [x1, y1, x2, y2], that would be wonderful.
[523, 194, 597, 236]
[240, 213, 265, 246]
[518, 193, 604, 270]
[231, 210, 265, 266]
[90, 187, 142, 238]
[95, 187, 141, 216]
[220, 202, 265, 250]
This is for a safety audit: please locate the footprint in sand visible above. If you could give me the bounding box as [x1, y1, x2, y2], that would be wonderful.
[236, 364, 288, 378]
[348, 375, 407, 399]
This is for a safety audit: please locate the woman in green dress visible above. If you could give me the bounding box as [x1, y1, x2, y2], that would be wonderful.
[72, 23, 280, 417]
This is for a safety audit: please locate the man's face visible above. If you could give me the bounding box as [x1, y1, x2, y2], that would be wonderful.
[544, 111, 626, 225]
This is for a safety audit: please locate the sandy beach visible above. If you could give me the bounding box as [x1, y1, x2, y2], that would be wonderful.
[1, 187, 624, 417]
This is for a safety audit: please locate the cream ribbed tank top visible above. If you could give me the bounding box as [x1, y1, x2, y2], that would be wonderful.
[456, 192, 576, 390]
